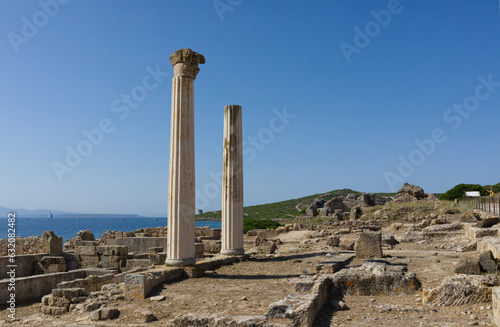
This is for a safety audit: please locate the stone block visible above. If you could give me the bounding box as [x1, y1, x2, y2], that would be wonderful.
[195, 242, 205, 258]
[125, 268, 183, 300]
[52, 288, 84, 300]
[424, 275, 498, 306]
[454, 256, 481, 275]
[48, 236, 63, 256]
[135, 233, 151, 237]
[257, 240, 277, 254]
[355, 231, 383, 259]
[479, 250, 497, 273]
[100, 308, 119, 320]
[96, 245, 128, 256]
[126, 259, 151, 269]
[316, 253, 355, 274]
[340, 239, 355, 251]
[136, 309, 156, 322]
[52, 297, 70, 308]
[149, 252, 167, 265]
[475, 217, 500, 228]
[257, 230, 279, 239]
[209, 229, 222, 239]
[78, 255, 100, 268]
[203, 240, 221, 253]
[39, 256, 66, 273]
[75, 243, 98, 256]
[40, 306, 68, 315]
[326, 236, 340, 247]
[41, 294, 52, 306]
[332, 260, 421, 296]
[101, 255, 126, 269]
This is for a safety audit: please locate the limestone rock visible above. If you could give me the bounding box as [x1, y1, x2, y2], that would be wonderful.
[306, 203, 318, 216]
[355, 231, 382, 259]
[326, 236, 340, 247]
[257, 240, 277, 254]
[423, 275, 499, 306]
[398, 183, 425, 199]
[391, 183, 426, 203]
[331, 260, 421, 296]
[149, 295, 166, 302]
[461, 212, 481, 223]
[340, 239, 355, 251]
[383, 234, 399, 247]
[76, 230, 95, 241]
[136, 309, 156, 322]
[479, 250, 497, 273]
[454, 257, 482, 275]
[475, 217, 500, 228]
[100, 308, 119, 320]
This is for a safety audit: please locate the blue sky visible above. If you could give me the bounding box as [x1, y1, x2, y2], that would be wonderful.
[1, 0, 499, 216]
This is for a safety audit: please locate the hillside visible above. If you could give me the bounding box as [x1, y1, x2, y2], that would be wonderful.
[196, 189, 396, 220]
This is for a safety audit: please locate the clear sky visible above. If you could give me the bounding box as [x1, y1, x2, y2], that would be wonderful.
[1, 0, 499, 216]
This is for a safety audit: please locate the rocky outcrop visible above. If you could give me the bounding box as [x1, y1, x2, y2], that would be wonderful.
[391, 183, 437, 203]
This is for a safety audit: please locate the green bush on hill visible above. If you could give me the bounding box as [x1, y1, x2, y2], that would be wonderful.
[243, 218, 281, 234]
[440, 183, 500, 200]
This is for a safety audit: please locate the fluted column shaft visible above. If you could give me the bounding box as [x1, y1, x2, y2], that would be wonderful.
[221, 105, 244, 255]
[166, 49, 205, 266]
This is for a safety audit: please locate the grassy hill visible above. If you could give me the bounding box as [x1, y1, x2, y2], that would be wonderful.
[196, 189, 396, 220]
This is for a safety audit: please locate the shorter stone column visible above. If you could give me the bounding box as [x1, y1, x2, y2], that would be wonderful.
[221, 105, 244, 256]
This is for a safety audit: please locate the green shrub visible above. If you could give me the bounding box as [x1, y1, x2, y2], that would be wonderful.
[243, 218, 281, 233]
[440, 183, 500, 200]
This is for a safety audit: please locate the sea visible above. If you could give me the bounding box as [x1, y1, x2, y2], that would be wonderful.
[0, 217, 221, 242]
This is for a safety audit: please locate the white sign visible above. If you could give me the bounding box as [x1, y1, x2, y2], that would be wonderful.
[465, 191, 481, 197]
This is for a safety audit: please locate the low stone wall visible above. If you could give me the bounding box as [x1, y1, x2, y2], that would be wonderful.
[0, 269, 87, 304]
[0, 253, 47, 279]
[464, 224, 499, 243]
[101, 226, 220, 240]
[0, 231, 63, 256]
[0, 268, 119, 304]
[478, 237, 500, 260]
[125, 267, 184, 300]
[57, 273, 114, 293]
[106, 237, 168, 253]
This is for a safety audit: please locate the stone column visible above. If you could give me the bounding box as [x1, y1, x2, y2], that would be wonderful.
[166, 48, 205, 266]
[221, 105, 244, 256]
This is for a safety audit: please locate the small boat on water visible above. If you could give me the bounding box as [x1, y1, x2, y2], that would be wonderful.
[120, 219, 125, 221]
[153, 218, 158, 221]
[47, 212, 53, 220]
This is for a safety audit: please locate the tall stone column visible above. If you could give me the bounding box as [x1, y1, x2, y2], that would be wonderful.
[166, 48, 205, 266]
[221, 105, 244, 256]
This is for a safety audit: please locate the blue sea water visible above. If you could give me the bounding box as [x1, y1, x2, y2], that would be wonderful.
[0, 217, 221, 242]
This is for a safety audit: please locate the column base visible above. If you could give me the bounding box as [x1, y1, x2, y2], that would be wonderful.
[220, 249, 245, 256]
[165, 257, 196, 267]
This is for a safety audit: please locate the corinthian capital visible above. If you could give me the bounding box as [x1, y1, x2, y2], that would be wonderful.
[169, 48, 205, 79]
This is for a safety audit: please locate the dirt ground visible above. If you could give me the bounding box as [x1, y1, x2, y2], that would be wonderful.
[0, 218, 497, 326]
